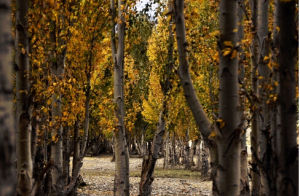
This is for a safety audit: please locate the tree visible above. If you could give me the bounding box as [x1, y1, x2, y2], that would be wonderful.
[110, 0, 130, 195]
[139, 2, 174, 194]
[0, 0, 17, 195]
[174, 0, 242, 195]
[15, 0, 33, 195]
[276, 0, 298, 194]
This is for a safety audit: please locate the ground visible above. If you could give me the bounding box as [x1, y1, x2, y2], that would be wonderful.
[77, 155, 212, 196]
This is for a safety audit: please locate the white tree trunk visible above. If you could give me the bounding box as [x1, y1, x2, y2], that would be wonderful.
[110, 0, 129, 195]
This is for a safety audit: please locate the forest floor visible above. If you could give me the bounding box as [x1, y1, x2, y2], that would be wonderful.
[77, 155, 212, 196]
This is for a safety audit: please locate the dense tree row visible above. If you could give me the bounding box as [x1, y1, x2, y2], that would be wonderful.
[0, 0, 298, 196]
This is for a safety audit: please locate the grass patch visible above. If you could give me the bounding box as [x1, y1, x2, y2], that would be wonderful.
[131, 168, 202, 179]
[82, 168, 203, 180]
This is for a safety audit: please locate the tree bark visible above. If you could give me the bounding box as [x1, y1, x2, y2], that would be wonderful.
[62, 126, 70, 186]
[189, 139, 197, 168]
[163, 131, 170, 169]
[173, 0, 220, 192]
[249, 0, 260, 194]
[49, 14, 66, 193]
[174, 0, 213, 140]
[110, 0, 130, 195]
[139, 112, 166, 196]
[237, 1, 249, 195]
[217, 0, 241, 195]
[257, 1, 274, 195]
[276, 0, 298, 195]
[139, 4, 174, 192]
[0, 0, 17, 195]
[15, 0, 33, 195]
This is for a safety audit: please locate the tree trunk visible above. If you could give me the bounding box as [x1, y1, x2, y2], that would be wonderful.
[163, 131, 170, 169]
[0, 1, 17, 195]
[257, 1, 274, 195]
[237, 2, 249, 195]
[171, 132, 177, 166]
[63, 127, 70, 186]
[110, 0, 129, 195]
[189, 139, 197, 168]
[139, 112, 166, 196]
[216, 0, 241, 195]
[174, 0, 213, 141]
[202, 141, 210, 178]
[72, 119, 80, 181]
[49, 19, 65, 194]
[249, 0, 260, 194]
[184, 130, 190, 169]
[277, 0, 298, 195]
[240, 137, 250, 196]
[174, 0, 242, 195]
[15, 0, 33, 195]
[139, 4, 174, 191]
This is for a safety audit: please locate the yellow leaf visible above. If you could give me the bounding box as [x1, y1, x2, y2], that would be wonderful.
[208, 131, 217, 139]
[258, 76, 264, 80]
[233, 28, 238, 33]
[267, 62, 272, 70]
[216, 118, 225, 128]
[21, 48, 26, 55]
[47, 99, 51, 105]
[231, 49, 237, 59]
[209, 30, 220, 37]
[42, 106, 48, 113]
[223, 49, 231, 56]
[263, 56, 270, 61]
[223, 41, 233, 47]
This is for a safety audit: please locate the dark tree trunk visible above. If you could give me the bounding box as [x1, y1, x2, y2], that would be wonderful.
[0, 0, 17, 195]
[139, 112, 166, 196]
[15, 0, 33, 195]
[276, 0, 298, 195]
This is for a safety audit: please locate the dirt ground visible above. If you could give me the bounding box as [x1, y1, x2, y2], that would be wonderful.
[77, 155, 212, 196]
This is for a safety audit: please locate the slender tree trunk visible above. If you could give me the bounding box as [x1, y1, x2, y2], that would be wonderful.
[184, 130, 190, 169]
[63, 126, 70, 186]
[110, 0, 129, 195]
[257, 1, 273, 195]
[72, 119, 80, 180]
[276, 0, 298, 195]
[139, 111, 166, 196]
[163, 131, 170, 169]
[270, 0, 279, 194]
[216, 0, 241, 195]
[189, 139, 197, 168]
[15, 0, 33, 195]
[49, 19, 65, 194]
[237, 2, 249, 195]
[139, 4, 174, 191]
[0, 1, 17, 195]
[202, 141, 210, 178]
[249, 0, 260, 195]
[173, 0, 220, 185]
